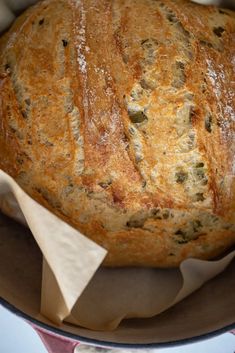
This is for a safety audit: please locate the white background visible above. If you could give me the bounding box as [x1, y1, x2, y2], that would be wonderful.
[0, 304, 235, 353]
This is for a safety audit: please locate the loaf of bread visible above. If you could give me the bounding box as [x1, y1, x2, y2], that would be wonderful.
[0, 0, 234, 267]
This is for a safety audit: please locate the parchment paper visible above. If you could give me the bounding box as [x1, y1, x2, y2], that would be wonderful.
[0, 169, 234, 331]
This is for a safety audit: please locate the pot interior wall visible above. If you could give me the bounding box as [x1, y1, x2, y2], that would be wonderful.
[0, 212, 234, 345]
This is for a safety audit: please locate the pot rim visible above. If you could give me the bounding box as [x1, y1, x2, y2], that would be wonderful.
[1, 297, 234, 349]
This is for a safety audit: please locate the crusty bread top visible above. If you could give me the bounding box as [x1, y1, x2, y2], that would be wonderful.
[0, 0, 234, 267]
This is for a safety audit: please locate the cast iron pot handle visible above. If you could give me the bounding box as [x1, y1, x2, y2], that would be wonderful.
[31, 323, 79, 353]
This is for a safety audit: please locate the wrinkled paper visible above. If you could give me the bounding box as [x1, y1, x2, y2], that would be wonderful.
[0, 169, 234, 330]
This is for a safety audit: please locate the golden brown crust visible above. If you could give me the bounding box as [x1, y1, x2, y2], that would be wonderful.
[0, 0, 234, 266]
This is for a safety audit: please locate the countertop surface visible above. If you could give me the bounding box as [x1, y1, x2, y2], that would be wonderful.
[0, 304, 234, 353]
